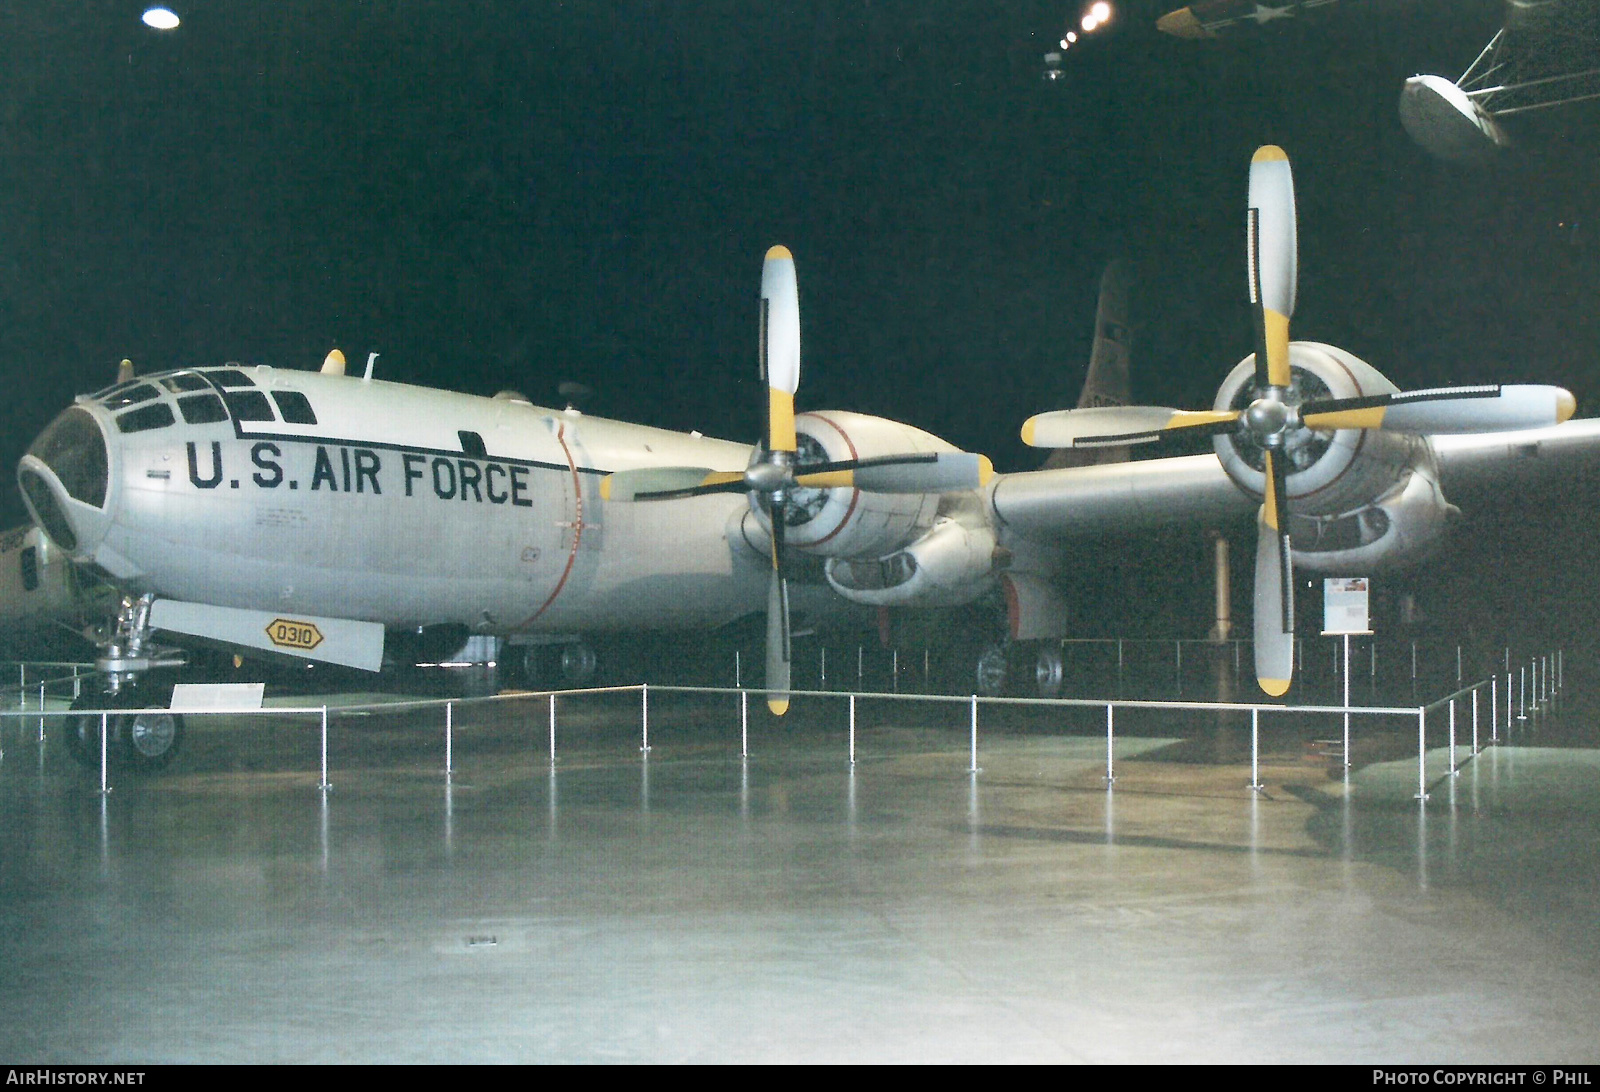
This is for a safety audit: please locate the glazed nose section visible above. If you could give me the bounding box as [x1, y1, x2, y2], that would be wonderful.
[17, 407, 110, 555]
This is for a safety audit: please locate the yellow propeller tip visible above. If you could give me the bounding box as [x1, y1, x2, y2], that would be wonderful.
[1253, 145, 1290, 163]
[1259, 678, 1291, 697]
[767, 698, 790, 716]
[765, 245, 793, 261]
[1557, 389, 1576, 423]
[1020, 418, 1037, 446]
[977, 454, 995, 485]
[599, 477, 613, 501]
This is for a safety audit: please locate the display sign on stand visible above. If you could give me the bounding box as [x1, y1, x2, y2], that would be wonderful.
[1322, 577, 1372, 770]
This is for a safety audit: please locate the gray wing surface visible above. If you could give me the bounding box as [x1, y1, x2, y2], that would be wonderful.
[1431, 418, 1600, 503]
[989, 418, 1600, 543]
[989, 454, 1254, 541]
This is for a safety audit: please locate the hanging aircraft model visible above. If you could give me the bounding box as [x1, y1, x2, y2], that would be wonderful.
[16, 146, 1597, 770]
[1157, 0, 1600, 161]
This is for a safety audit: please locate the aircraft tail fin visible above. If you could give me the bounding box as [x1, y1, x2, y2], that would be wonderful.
[1041, 259, 1134, 470]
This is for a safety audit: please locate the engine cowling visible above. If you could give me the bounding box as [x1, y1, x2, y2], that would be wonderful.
[745, 410, 952, 560]
[823, 516, 997, 608]
[1213, 342, 1424, 518]
[1288, 462, 1457, 573]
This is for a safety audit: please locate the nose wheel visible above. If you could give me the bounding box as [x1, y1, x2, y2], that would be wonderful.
[65, 681, 184, 773]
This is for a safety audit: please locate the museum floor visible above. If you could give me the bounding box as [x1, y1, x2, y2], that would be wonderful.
[2, 686, 1598, 1063]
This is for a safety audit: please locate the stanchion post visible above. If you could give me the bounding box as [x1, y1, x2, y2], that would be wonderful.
[1249, 707, 1263, 792]
[98, 711, 110, 797]
[1448, 699, 1457, 776]
[848, 693, 856, 767]
[318, 706, 330, 792]
[1472, 687, 1480, 755]
[1342, 633, 1351, 768]
[1415, 707, 1428, 801]
[968, 694, 979, 774]
[1104, 703, 1115, 786]
[641, 683, 650, 754]
[445, 700, 453, 776]
[1491, 675, 1499, 743]
[548, 693, 556, 766]
[740, 690, 748, 758]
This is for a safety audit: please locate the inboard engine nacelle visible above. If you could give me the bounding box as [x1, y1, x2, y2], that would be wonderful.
[742, 410, 955, 560]
[823, 516, 998, 608]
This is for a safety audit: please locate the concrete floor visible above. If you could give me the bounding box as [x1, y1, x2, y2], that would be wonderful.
[2, 688, 1599, 1063]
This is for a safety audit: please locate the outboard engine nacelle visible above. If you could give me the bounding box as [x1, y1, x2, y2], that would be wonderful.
[1290, 463, 1458, 574]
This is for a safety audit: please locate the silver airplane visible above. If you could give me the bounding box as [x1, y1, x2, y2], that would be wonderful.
[16, 146, 1597, 770]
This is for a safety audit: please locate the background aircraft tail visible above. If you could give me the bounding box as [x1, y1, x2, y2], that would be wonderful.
[1041, 258, 1133, 470]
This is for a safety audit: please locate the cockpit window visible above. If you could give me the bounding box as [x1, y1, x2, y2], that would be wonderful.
[177, 392, 229, 425]
[89, 379, 138, 401]
[102, 383, 160, 411]
[116, 402, 175, 434]
[271, 390, 318, 425]
[222, 389, 274, 422]
[208, 369, 257, 389]
[160, 373, 211, 393]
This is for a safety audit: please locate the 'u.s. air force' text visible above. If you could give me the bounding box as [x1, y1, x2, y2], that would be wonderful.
[186, 442, 537, 506]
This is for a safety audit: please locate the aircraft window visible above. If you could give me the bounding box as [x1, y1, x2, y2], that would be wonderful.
[222, 389, 275, 422]
[115, 402, 176, 434]
[208, 369, 257, 389]
[89, 379, 138, 400]
[102, 383, 160, 411]
[458, 430, 487, 458]
[271, 390, 318, 425]
[20, 547, 37, 592]
[177, 393, 229, 425]
[28, 408, 107, 507]
[160, 373, 211, 393]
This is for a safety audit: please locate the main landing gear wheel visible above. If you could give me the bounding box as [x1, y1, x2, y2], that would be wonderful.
[65, 685, 184, 773]
[516, 642, 600, 689]
[975, 644, 1009, 697]
[1034, 643, 1064, 699]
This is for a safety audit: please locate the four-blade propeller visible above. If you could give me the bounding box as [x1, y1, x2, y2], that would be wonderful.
[601, 246, 993, 714]
[1020, 145, 1576, 697]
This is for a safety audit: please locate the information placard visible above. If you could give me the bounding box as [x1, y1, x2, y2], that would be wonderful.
[1322, 577, 1372, 636]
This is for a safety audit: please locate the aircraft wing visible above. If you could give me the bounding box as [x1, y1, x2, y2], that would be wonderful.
[990, 453, 1255, 540]
[1157, 0, 1349, 40]
[990, 418, 1600, 543]
[1431, 418, 1600, 502]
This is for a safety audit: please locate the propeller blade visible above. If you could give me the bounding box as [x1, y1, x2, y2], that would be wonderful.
[764, 494, 792, 715]
[1021, 406, 1240, 449]
[1253, 506, 1295, 698]
[1299, 384, 1576, 434]
[793, 452, 995, 494]
[1254, 449, 1295, 697]
[600, 467, 745, 502]
[765, 566, 792, 716]
[761, 245, 801, 455]
[1248, 145, 1297, 391]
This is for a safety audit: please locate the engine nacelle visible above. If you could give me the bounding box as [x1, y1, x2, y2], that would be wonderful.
[747, 410, 953, 560]
[1213, 342, 1426, 518]
[1290, 463, 1458, 574]
[824, 517, 998, 608]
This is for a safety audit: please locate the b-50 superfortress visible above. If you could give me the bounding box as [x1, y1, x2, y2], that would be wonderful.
[16, 146, 1599, 769]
